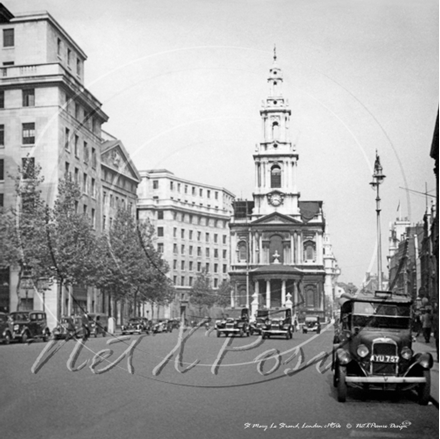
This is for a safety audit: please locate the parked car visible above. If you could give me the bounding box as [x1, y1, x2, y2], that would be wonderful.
[52, 316, 76, 340]
[168, 319, 180, 330]
[332, 291, 433, 404]
[249, 318, 265, 335]
[302, 316, 321, 334]
[261, 308, 294, 340]
[152, 320, 174, 334]
[215, 308, 250, 337]
[121, 317, 150, 335]
[9, 311, 51, 343]
[88, 313, 108, 337]
[70, 315, 91, 340]
[0, 312, 13, 344]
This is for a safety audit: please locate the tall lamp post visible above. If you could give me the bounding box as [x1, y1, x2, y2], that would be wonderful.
[370, 151, 386, 290]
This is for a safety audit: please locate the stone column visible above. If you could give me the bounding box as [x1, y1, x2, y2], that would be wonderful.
[281, 280, 286, 306]
[297, 233, 302, 263]
[266, 279, 271, 309]
[291, 233, 295, 264]
[231, 286, 235, 308]
[251, 281, 260, 319]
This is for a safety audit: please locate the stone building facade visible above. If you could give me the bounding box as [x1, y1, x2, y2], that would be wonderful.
[137, 169, 235, 319]
[229, 55, 338, 322]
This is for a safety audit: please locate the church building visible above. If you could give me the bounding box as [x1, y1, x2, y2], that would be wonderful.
[229, 53, 334, 322]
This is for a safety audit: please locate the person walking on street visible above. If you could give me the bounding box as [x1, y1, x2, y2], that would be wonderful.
[421, 309, 433, 343]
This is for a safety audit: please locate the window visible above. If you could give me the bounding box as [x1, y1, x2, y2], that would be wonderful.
[109, 194, 114, 207]
[0, 193, 4, 208]
[223, 264, 227, 273]
[181, 277, 185, 286]
[74, 167, 79, 184]
[3, 29, 14, 47]
[91, 148, 97, 168]
[215, 191, 218, 200]
[184, 185, 188, 193]
[271, 165, 281, 188]
[0, 124, 4, 146]
[65, 162, 71, 180]
[197, 247, 201, 256]
[0, 90, 4, 108]
[189, 277, 193, 287]
[153, 180, 159, 189]
[181, 229, 185, 238]
[205, 233, 209, 242]
[197, 262, 201, 271]
[206, 248, 210, 257]
[22, 89, 35, 107]
[91, 178, 96, 198]
[181, 245, 185, 254]
[304, 241, 316, 261]
[173, 227, 177, 238]
[91, 208, 96, 228]
[157, 243, 164, 253]
[75, 103, 80, 120]
[207, 190, 211, 198]
[170, 181, 174, 190]
[181, 261, 185, 270]
[214, 278, 218, 288]
[192, 187, 195, 195]
[173, 244, 178, 254]
[74, 135, 79, 157]
[214, 264, 218, 273]
[64, 127, 70, 150]
[173, 260, 177, 269]
[173, 276, 177, 285]
[197, 231, 201, 241]
[214, 249, 218, 258]
[158, 210, 164, 220]
[223, 249, 227, 258]
[67, 48, 72, 66]
[223, 235, 227, 244]
[21, 157, 35, 179]
[189, 230, 193, 240]
[57, 38, 61, 56]
[214, 234, 218, 243]
[103, 215, 106, 229]
[22, 123, 35, 145]
[199, 188, 203, 197]
[0, 159, 3, 180]
[238, 241, 247, 262]
[206, 263, 210, 271]
[76, 58, 81, 76]
[103, 191, 107, 205]
[83, 173, 87, 194]
[189, 261, 193, 271]
[83, 141, 89, 164]
[157, 227, 164, 237]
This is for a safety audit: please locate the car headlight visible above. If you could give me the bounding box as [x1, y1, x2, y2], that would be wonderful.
[337, 349, 352, 365]
[357, 344, 369, 358]
[13, 324, 19, 331]
[401, 346, 413, 360]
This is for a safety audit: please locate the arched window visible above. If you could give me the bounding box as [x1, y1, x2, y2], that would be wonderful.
[303, 240, 315, 261]
[238, 241, 247, 262]
[305, 288, 316, 308]
[271, 165, 281, 188]
[272, 121, 279, 140]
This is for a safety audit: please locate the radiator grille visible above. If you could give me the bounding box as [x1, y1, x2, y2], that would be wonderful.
[372, 363, 396, 375]
[371, 340, 398, 375]
[373, 342, 396, 356]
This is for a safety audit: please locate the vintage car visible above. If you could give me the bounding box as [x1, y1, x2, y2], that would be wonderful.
[215, 308, 250, 337]
[332, 291, 433, 404]
[302, 316, 321, 334]
[9, 311, 51, 343]
[52, 316, 76, 340]
[249, 318, 266, 335]
[0, 312, 13, 344]
[88, 313, 108, 337]
[121, 317, 151, 335]
[261, 308, 293, 340]
[152, 320, 172, 334]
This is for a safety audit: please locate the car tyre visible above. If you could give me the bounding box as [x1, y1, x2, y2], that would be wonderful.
[337, 365, 347, 402]
[285, 331, 289, 340]
[418, 370, 431, 405]
[42, 329, 50, 342]
[216, 330, 221, 338]
[4, 332, 11, 345]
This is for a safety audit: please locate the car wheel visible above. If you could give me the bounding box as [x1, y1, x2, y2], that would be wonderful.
[42, 330, 50, 342]
[285, 331, 289, 340]
[290, 330, 293, 339]
[216, 331, 221, 338]
[418, 370, 431, 405]
[262, 333, 267, 340]
[333, 362, 339, 387]
[4, 332, 11, 345]
[21, 331, 29, 343]
[337, 365, 347, 402]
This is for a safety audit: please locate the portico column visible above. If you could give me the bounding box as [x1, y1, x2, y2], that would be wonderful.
[291, 233, 295, 264]
[297, 233, 302, 263]
[293, 280, 298, 307]
[281, 280, 286, 306]
[266, 279, 271, 309]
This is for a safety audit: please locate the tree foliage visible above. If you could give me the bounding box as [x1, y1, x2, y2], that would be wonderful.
[188, 269, 217, 316]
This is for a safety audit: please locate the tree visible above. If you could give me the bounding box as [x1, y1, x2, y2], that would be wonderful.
[0, 162, 52, 310]
[215, 279, 234, 308]
[188, 269, 216, 318]
[47, 178, 99, 318]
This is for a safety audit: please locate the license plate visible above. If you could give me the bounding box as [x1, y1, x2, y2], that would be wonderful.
[371, 355, 399, 363]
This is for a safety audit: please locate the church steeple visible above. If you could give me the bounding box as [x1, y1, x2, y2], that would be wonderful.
[252, 52, 300, 217]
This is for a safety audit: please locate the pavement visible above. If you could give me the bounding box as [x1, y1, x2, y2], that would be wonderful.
[413, 335, 439, 407]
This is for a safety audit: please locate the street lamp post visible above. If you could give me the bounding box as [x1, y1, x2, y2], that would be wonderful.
[370, 151, 386, 290]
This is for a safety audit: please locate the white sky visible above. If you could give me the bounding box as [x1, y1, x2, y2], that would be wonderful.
[8, 0, 439, 286]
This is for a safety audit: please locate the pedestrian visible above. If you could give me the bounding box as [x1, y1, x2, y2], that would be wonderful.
[421, 310, 433, 343]
[433, 308, 439, 362]
[412, 313, 422, 339]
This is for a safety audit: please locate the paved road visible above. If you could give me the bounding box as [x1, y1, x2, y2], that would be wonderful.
[0, 325, 437, 439]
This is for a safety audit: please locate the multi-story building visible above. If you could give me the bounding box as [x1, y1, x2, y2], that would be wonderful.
[137, 169, 235, 319]
[229, 54, 339, 322]
[0, 5, 139, 328]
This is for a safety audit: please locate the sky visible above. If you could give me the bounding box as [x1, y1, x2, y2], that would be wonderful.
[7, 0, 438, 286]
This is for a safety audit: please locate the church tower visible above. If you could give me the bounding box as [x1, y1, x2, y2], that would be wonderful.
[253, 48, 300, 218]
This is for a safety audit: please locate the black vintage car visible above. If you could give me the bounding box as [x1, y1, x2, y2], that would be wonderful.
[52, 316, 76, 340]
[332, 291, 433, 404]
[215, 308, 250, 337]
[121, 317, 151, 335]
[9, 311, 51, 343]
[261, 308, 293, 340]
[0, 312, 13, 344]
[302, 316, 321, 334]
